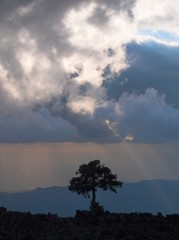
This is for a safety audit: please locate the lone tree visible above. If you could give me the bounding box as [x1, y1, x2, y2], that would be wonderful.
[68, 160, 122, 212]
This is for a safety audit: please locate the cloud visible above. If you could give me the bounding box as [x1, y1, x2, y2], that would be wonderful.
[1, 0, 179, 143]
[41, 86, 179, 143]
[133, 0, 179, 35]
[96, 0, 136, 16]
[106, 41, 179, 107]
[117, 88, 179, 142]
[0, 92, 78, 142]
[0, 0, 133, 103]
[0, 0, 133, 104]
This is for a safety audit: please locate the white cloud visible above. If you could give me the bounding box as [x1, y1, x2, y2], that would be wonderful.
[62, 1, 133, 87]
[133, 0, 179, 40]
[67, 96, 96, 116]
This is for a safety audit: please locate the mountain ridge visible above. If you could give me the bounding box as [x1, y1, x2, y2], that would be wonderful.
[0, 179, 179, 217]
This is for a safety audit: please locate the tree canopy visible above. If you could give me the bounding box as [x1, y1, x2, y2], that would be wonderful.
[68, 160, 123, 211]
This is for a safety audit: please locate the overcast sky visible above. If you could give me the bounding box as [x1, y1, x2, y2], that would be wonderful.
[0, 0, 179, 191]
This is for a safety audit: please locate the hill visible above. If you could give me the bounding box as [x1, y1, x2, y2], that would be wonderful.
[0, 180, 179, 217]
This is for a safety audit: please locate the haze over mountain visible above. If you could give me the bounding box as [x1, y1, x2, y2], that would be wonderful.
[0, 180, 178, 217]
[0, 0, 179, 195]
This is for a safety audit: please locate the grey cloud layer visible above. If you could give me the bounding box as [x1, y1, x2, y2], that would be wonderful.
[0, 0, 179, 143]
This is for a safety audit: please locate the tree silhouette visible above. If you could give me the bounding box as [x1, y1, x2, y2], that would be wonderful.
[68, 160, 123, 212]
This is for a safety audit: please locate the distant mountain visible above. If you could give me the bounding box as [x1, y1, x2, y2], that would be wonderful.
[0, 180, 179, 217]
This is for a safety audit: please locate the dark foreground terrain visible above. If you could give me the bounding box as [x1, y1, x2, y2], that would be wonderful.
[0, 207, 179, 240]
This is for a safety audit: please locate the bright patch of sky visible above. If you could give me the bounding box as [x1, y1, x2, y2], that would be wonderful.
[138, 29, 179, 45]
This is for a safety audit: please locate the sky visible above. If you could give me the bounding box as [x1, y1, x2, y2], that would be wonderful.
[0, 0, 179, 192]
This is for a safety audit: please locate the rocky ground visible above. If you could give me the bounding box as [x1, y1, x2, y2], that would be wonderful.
[0, 207, 179, 240]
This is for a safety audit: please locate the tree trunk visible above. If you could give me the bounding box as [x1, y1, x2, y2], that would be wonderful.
[90, 188, 96, 211]
[92, 188, 96, 203]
